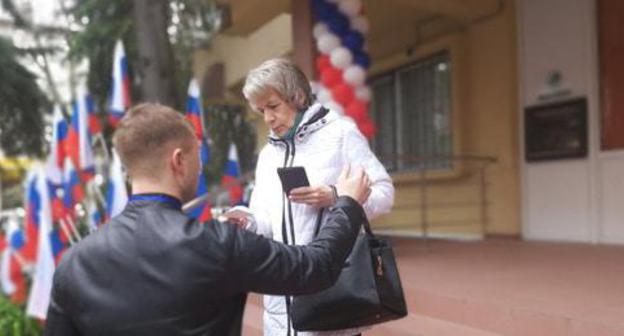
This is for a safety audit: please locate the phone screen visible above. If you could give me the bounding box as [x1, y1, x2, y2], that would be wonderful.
[277, 166, 310, 195]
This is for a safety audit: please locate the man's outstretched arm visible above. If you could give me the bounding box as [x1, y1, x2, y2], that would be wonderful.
[229, 195, 365, 295]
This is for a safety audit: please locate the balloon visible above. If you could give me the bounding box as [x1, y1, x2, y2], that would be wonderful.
[346, 99, 368, 122]
[353, 51, 371, 69]
[321, 66, 342, 88]
[355, 86, 372, 101]
[309, 81, 320, 95]
[317, 33, 340, 55]
[312, 0, 335, 22]
[325, 101, 344, 115]
[317, 87, 333, 104]
[327, 15, 350, 36]
[316, 55, 331, 71]
[330, 47, 353, 69]
[359, 118, 377, 138]
[331, 82, 355, 106]
[338, 0, 362, 17]
[342, 31, 364, 53]
[343, 65, 366, 87]
[350, 16, 369, 34]
[313, 22, 329, 40]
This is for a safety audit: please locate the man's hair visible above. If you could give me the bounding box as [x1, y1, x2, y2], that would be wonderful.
[112, 103, 196, 179]
[242, 58, 312, 110]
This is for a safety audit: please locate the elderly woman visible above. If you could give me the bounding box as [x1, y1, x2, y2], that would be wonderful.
[243, 58, 394, 336]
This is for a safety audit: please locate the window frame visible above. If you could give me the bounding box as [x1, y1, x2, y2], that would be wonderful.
[368, 37, 465, 182]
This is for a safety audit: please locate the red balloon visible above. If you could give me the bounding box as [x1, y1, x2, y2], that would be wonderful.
[321, 66, 342, 88]
[358, 118, 377, 139]
[346, 99, 368, 123]
[331, 83, 355, 107]
[316, 55, 331, 71]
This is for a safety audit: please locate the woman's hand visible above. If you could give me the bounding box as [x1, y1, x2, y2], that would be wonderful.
[288, 185, 336, 208]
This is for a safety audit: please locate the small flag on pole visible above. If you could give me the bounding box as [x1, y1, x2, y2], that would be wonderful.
[26, 167, 56, 319]
[109, 40, 131, 127]
[185, 79, 212, 221]
[105, 150, 128, 219]
[222, 143, 243, 206]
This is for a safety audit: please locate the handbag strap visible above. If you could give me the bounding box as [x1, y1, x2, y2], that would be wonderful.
[314, 206, 374, 238]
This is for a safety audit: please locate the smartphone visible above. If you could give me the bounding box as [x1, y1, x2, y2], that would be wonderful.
[277, 166, 310, 195]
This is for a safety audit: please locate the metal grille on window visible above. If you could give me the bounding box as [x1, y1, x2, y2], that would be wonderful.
[371, 51, 452, 172]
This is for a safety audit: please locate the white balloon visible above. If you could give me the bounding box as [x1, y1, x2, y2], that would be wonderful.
[355, 86, 372, 101]
[343, 65, 367, 87]
[325, 101, 344, 115]
[313, 23, 329, 40]
[317, 88, 332, 104]
[309, 81, 321, 95]
[317, 33, 340, 55]
[330, 47, 353, 70]
[350, 16, 369, 34]
[339, 0, 362, 17]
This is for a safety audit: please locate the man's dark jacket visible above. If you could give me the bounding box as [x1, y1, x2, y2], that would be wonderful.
[43, 195, 364, 336]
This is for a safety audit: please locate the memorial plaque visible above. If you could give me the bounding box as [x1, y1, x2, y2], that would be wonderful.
[525, 97, 588, 162]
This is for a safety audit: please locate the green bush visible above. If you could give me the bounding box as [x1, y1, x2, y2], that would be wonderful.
[0, 296, 42, 336]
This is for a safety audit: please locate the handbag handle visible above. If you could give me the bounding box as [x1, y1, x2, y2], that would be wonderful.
[314, 207, 374, 238]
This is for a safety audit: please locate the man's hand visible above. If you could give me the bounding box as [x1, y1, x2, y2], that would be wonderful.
[335, 164, 371, 205]
[218, 206, 257, 231]
[288, 185, 335, 208]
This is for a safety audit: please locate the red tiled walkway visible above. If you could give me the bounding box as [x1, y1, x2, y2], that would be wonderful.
[242, 238, 624, 335]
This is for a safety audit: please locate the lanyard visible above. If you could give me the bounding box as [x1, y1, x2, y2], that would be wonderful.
[129, 194, 182, 210]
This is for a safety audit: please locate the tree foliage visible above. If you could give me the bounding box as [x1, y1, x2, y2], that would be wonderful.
[0, 295, 42, 336]
[0, 38, 49, 157]
[204, 103, 257, 184]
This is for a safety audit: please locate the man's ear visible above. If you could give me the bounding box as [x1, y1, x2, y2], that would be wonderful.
[171, 148, 184, 173]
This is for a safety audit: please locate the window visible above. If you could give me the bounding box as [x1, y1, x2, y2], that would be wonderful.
[370, 51, 453, 172]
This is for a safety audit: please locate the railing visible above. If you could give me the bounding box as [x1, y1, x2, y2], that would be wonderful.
[377, 155, 497, 240]
[183, 155, 497, 241]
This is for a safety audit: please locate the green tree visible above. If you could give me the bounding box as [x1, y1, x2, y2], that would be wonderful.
[0, 295, 42, 336]
[0, 37, 49, 157]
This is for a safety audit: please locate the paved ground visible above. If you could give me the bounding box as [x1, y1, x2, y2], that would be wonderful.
[242, 238, 624, 335]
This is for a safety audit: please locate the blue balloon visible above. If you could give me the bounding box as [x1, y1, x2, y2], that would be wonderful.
[354, 52, 371, 69]
[327, 15, 350, 36]
[342, 31, 364, 53]
[313, 0, 337, 22]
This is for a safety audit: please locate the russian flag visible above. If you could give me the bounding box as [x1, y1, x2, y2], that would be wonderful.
[87, 200, 102, 231]
[222, 143, 243, 206]
[105, 150, 128, 219]
[21, 171, 40, 263]
[185, 79, 212, 222]
[62, 157, 84, 217]
[49, 106, 68, 174]
[0, 216, 26, 304]
[109, 40, 131, 127]
[26, 167, 56, 319]
[67, 88, 96, 181]
[86, 94, 102, 135]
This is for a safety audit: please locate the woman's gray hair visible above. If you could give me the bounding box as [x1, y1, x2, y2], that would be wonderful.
[243, 58, 312, 110]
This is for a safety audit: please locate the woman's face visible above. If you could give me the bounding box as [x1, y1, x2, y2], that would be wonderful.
[250, 89, 298, 137]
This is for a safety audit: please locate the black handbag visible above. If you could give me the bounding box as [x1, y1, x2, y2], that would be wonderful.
[290, 210, 408, 331]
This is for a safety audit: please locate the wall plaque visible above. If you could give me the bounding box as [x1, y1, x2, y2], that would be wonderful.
[525, 97, 588, 162]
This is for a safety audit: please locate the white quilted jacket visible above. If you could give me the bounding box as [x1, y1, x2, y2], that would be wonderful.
[249, 103, 395, 336]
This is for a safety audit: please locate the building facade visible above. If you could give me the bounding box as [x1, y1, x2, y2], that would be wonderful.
[194, 0, 624, 244]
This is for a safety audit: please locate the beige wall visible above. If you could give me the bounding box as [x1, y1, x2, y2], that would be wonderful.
[194, 0, 521, 237]
[193, 13, 293, 90]
[369, 1, 520, 237]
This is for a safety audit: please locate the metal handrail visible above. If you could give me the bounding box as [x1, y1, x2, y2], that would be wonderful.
[183, 154, 498, 242]
[378, 154, 497, 240]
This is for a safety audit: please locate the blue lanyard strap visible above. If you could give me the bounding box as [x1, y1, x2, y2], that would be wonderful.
[130, 194, 182, 210]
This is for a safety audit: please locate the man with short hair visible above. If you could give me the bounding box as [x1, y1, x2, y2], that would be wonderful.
[44, 103, 372, 336]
